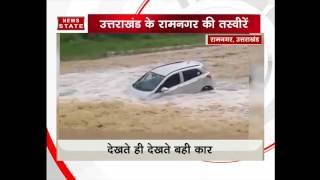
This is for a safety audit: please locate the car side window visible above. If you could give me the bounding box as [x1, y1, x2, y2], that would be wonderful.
[157, 73, 180, 91]
[182, 69, 202, 82]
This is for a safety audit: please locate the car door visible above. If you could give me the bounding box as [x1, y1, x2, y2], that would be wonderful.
[156, 73, 181, 96]
[179, 68, 205, 93]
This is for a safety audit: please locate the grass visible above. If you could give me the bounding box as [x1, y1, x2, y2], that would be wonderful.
[60, 34, 205, 61]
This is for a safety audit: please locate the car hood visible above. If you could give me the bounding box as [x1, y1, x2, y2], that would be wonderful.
[129, 85, 155, 100]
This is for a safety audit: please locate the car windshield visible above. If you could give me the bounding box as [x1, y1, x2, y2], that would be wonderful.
[133, 72, 165, 91]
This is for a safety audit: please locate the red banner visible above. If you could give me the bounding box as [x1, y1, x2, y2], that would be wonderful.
[88, 14, 260, 33]
[206, 35, 263, 45]
[58, 17, 84, 30]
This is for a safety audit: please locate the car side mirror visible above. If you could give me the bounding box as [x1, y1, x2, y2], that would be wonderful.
[160, 87, 169, 92]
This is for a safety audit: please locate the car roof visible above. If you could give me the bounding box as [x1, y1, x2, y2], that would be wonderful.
[151, 61, 203, 76]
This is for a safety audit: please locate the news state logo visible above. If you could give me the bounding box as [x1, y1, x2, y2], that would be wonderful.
[58, 17, 84, 30]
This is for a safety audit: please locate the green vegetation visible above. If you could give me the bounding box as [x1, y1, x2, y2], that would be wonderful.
[60, 34, 204, 61]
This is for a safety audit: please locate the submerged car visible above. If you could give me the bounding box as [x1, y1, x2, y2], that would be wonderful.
[130, 61, 214, 99]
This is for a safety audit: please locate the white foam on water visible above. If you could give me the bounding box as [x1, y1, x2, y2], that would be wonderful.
[59, 64, 249, 109]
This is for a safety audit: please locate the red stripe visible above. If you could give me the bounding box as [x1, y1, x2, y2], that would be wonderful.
[135, 0, 145, 14]
[203, 142, 275, 163]
[203, 160, 239, 163]
[47, 129, 76, 180]
[264, 142, 275, 152]
[136, 0, 150, 14]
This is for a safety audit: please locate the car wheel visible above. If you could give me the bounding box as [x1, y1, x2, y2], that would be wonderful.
[202, 86, 213, 91]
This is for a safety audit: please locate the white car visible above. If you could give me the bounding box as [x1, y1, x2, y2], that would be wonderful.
[130, 61, 214, 99]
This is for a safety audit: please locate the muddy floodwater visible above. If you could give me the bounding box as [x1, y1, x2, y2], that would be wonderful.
[58, 46, 263, 139]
